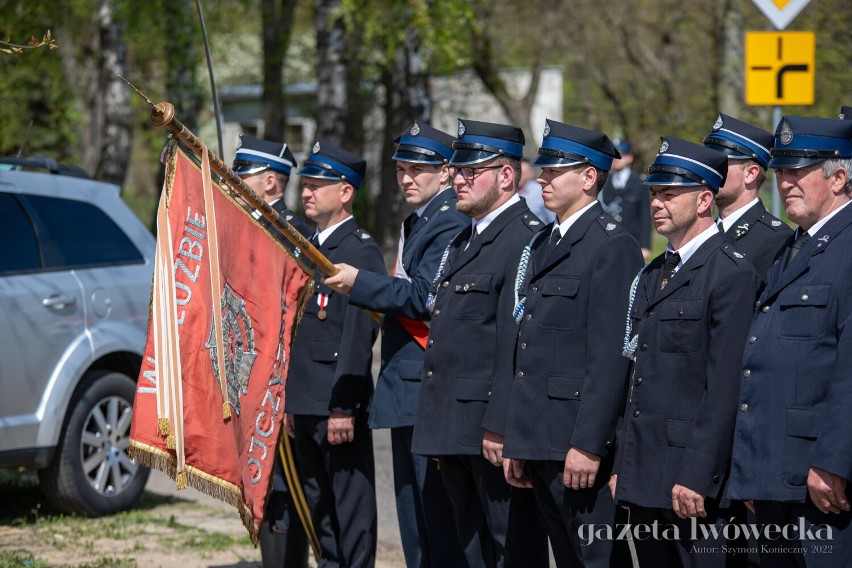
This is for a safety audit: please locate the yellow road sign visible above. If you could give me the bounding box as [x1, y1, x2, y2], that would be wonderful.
[745, 31, 815, 106]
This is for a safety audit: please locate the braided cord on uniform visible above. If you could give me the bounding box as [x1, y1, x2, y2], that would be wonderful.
[425, 232, 462, 312]
[622, 265, 648, 360]
[512, 236, 536, 323]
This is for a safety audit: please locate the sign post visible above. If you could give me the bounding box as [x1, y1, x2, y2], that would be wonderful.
[747, 0, 813, 217]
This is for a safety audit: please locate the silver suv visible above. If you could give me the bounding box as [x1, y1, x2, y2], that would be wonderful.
[0, 157, 154, 516]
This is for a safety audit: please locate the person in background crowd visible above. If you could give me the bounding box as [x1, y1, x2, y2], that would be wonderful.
[599, 139, 652, 260]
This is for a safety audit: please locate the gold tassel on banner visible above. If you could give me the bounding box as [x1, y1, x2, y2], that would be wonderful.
[157, 418, 170, 437]
[175, 470, 188, 490]
[222, 403, 231, 420]
[166, 434, 176, 449]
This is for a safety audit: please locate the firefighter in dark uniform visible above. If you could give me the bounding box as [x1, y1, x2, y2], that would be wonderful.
[323, 122, 468, 568]
[727, 116, 852, 568]
[284, 140, 385, 568]
[496, 120, 642, 567]
[610, 137, 762, 567]
[703, 114, 791, 282]
[232, 134, 311, 568]
[600, 139, 652, 260]
[411, 119, 548, 568]
[232, 134, 313, 238]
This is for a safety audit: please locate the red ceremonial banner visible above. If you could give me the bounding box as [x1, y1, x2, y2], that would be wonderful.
[129, 144, 312, 541]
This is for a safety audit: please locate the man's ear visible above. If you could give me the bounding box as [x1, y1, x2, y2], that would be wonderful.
[339, 182, 355, 205]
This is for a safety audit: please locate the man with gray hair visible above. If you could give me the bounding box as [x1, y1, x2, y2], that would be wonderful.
[727, 116, 852, 567]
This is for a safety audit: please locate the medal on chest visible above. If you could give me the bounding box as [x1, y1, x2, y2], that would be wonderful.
[317, 292, 329, 321]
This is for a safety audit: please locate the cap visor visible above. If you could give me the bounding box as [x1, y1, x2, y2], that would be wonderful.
[298, 164, 342, 180]
[233, 163, 270, 175]
[704, 143, 751, 161]
[531, 155, 585, 168]
[768, 155, 826, 170]
[391, 149, 444, 164]
[449, 149, 500, 166]
[643, 172, 703, 187]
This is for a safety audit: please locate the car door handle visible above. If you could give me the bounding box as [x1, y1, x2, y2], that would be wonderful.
[42, 294, 77, 309]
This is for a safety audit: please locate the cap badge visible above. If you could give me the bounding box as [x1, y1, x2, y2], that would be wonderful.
[236, 136, 243, 150]
[312, 140, 321, 154]
[457, 121, 466, 137]
[713, 115, 724, 131]
[779, 121, 793, 145]
[659, 139, 670, 154]
[410, 122, 421, 136]
[543, 122, 551, 138]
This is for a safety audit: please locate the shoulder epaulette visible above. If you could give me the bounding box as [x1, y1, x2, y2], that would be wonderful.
[720, 242, 748, 263]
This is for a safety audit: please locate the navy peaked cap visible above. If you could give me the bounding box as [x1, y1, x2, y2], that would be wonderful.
[298, 140, 367, 189]
[644, 136, 728, 192]
[768, 116, 852, 170]
[233, 134, 297, 176]
[392, 122, 455, 164]
[533, 119, 621, 171]
[703, 113, 773, 170]
[839, 106, 852, 120]
[450, 119, 525, 165]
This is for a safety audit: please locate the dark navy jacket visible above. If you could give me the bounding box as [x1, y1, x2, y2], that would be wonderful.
[411, 199, 543, 457]
[348, 188, 469, 428]
[613, 232, 762, 509]
[727, 202, 852, 503]
[498, 204, 644, 462]
[720, 198, 791, 283]
[285, 217, 385, 417]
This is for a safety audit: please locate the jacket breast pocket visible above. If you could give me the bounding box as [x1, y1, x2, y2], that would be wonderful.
[539, 278, 581, 330]
[777, 284, 831, 340]
[658, 299, 705, 353]
[450, 273, 493, 320]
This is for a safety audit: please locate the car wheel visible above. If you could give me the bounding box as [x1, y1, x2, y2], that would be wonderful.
[39, 370, 150, 516]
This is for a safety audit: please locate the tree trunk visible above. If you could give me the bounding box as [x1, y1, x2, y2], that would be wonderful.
[314, 0, 349, 147]
[93, 1, 131, 186]
[375, 22, 432, 253]
[261, 0, 298, 142]
[165, 0, 203, 133]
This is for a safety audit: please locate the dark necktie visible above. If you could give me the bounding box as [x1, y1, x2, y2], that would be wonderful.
[403, 213, 418, 240]
[660, 251, 681, 290]
[784, 231, 811, 270]
[547, 228, 561, 257]
[716, 217, 724, 232]
[465, 226, 478, 250]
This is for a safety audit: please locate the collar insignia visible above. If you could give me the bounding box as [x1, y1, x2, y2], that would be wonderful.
[771, 220, 782, 227]
[733, 251, 744, 258]
[606, 222, 617, 231]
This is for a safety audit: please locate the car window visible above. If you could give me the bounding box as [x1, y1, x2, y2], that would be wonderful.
[0, 192, 41, 274]
[23, 194, 144, 269]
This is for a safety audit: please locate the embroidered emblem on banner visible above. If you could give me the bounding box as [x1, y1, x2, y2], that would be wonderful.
[205, 283, 257, 417]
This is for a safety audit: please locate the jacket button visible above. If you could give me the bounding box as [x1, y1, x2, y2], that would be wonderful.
[634, 377, 643, 386]
[427, 339, 433, 346]
[640, 343, 648, 351]
[434, 309, 440, 315]
[520, 342, 527, 349]
[748, 336, 756, 344]
[531, 286, 538, 293]
[712, 474, 720, 483]
[801, 294, 809, 302]
[573, 391, 581, 397]
[743, 369, 751, 378]
[517, 371, 524, 377]
[487, 390, 492, 397]
[442, 281, 449, 288]
[333, 352, 338, 357]
[525, 314, 532, 321]
[645, 310, 653, 317]
[426, 371, 433, 378]
[633, 410, 640, 417]
[740, 403, 748, 412]
[761, 305, 770, 313]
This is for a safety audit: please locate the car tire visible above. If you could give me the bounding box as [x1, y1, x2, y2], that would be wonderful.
[38, 370, 150, 516]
